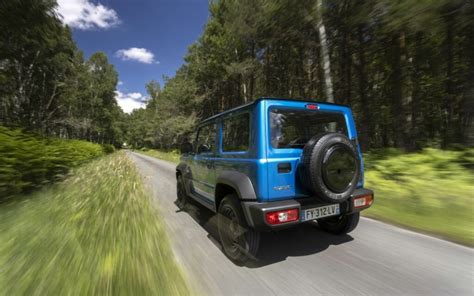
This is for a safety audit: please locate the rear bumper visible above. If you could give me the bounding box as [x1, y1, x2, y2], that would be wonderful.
[241, 188, 374, 231]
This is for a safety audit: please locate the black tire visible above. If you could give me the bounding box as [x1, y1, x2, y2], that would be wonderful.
[176, 175, 187, 209]
[317, 212, 360, 234]
[300, 133, 360, 203]
[217, 194, 260, 265]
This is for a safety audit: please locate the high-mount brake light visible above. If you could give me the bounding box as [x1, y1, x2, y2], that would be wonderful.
[305, 104, 319, 110]
[353, 194, 373, 208]
[265, 208, 299, 225]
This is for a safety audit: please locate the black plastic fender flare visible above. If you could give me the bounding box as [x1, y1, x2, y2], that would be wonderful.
[176, 163, 193, 194]
[216, 171, 257, 201]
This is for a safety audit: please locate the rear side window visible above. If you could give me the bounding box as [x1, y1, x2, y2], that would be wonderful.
[196, 124, 216, 154]
[270, 109, 347, 149]
[222, 113, 250, 152]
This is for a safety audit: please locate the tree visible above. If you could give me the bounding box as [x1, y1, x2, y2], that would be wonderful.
[314, 0, 334, 103]
[137, 0, 473, 151]
[0, 0, 126, 147]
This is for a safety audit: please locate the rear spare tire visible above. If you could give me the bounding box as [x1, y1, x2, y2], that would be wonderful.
[300, 133, 360, 203]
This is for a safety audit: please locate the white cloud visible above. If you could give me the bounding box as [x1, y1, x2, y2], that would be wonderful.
[118, 81, 123, 86]
[56, 0, 120, 30]
[116, 47, 158, 64]
[115, 90, 147, 113]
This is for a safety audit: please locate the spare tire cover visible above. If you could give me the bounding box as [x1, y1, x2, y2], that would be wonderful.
[300, 133, 360, 202]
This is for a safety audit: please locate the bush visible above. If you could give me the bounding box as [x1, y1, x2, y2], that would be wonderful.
[364, 148, 474, 245]
[102, 144, 115, 154]
[0, 126, 106, 198]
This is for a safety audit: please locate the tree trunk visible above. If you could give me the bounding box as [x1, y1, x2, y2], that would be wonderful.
[242, 80, 248, 103]
[443, 16, 455, 147]
[341, 29, 352, 106]
[356, 25, 371, 151]
[391, 32, 408, 149]
[410, 33, 423, 150]
[250, 42, 256, 100]
[461, 22, 474, 146]
[316, 0, 334, 103]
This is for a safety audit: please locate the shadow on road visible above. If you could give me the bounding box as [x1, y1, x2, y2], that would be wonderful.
[177, 198, 354, 268]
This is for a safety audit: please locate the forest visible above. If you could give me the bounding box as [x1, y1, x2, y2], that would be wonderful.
[1, 0, 473, 152]
[0, 0, 126, 146]
[128, 0, 474, 151]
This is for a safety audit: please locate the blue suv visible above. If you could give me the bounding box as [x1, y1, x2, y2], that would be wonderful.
[176, 98, 374, 264]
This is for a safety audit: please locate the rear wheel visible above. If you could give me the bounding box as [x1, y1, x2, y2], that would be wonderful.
[176, 175, 187, 209]
[317, 212, 360, 234]
[217, 195, 260, 264]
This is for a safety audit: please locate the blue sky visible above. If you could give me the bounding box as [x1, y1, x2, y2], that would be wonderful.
[56, 0, 209, 112]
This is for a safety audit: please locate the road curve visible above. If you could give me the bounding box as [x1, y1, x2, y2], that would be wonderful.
[128, 152, 473, 296]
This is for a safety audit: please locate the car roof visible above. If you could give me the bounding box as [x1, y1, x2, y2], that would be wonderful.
[199, 97, 349, 125]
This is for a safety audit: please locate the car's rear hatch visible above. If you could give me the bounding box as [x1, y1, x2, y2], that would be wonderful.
[262, 99, 363, 202]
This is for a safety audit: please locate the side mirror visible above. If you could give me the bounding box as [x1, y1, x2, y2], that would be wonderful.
[180, 142, 193, 154]
[197, 144, 210, 154]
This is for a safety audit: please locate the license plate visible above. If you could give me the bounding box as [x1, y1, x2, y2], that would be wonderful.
[302, 204, 340, 221]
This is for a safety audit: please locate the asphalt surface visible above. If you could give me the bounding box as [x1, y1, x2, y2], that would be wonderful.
[129, 152, 473, 296]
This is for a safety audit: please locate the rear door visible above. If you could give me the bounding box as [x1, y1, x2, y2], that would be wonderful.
[266, 103, 350, 201]
[191, 123, 217, 203]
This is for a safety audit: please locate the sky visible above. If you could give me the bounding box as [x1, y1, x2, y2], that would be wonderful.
[56, 0, 209, 113]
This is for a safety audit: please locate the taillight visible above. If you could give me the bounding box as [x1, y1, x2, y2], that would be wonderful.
[354, 194, 373, 208]
[305, 104, 319, 110]
[265, 208, 299, 225]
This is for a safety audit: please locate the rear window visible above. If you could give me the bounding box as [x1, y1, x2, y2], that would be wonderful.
[270, 109, 347, 149]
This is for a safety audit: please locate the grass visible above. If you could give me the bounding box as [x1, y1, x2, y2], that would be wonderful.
[137, 148, 180, 164]
[143, 147, 474, 246]
[0, 152, 189, 295]
[363, 148, 474, 246]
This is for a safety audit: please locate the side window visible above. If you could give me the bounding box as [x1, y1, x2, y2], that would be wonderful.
[196, 124, 216, 154]
[222, 113, 250, 152]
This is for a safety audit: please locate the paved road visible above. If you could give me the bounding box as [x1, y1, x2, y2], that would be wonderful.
[129, 152, 473, 296]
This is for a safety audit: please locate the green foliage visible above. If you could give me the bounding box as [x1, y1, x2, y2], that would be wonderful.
[126, 78, 197, 149]
[2, 0, 473, 150]
[0, 152, 189, 295]
[0, 126, 105, 198]
[127, 0, 473, 150]
[364, 148, 474, 245]
[102, 144, 116, 154]
[0, 1, 126, 146]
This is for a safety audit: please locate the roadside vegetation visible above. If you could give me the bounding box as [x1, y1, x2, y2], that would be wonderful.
[0, 152, 189, 295]
[1, 1, 126, 146]
[137, 148, 181, 164]
[0, 126, 113, 199]
[364, 148, 474, 246]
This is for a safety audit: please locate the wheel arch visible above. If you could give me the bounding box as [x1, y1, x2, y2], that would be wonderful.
[176, 163, 194, 196]
[215, 171, 257, 210]
[176, 162, 190, 179]
[214, 183, 237, 210]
